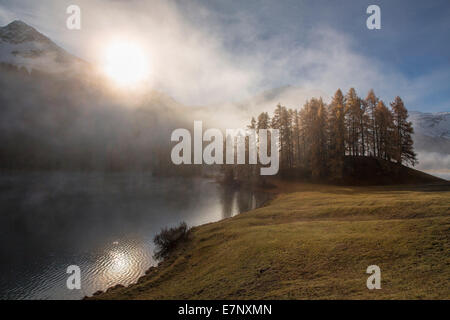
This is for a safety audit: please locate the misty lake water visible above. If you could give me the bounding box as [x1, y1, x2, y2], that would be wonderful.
[0, 172, 270, 300]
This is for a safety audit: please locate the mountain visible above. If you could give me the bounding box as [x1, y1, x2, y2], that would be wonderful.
[0, 20, 197, 173]
[0, 20, 87, 73]
[409, 111, 450, 140]
[0, 20, 447, 177]
[409, 111, 450, 155]
[408, 111, 450, 179]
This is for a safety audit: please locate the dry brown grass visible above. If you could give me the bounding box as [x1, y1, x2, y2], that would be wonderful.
[90, 182, 450, 300]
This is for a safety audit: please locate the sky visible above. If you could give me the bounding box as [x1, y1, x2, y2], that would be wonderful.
[0, 0, 449, 112]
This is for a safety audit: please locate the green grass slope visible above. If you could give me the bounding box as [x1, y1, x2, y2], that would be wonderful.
[90, 182, 450, 300]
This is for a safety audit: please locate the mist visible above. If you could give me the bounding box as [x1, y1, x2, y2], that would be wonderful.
[0, 0, 449, 301]
[0, 63, 198, 171]
[1, 0, 448, 118]
[415, 151, 450, 179]
[1, 0, 448, 190]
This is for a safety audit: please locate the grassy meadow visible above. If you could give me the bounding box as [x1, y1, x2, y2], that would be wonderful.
[91, 181, 450, 300]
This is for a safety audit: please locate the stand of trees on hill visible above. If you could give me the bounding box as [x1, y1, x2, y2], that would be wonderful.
[0, 64, 417, 181]
[234, 88, 417, 182]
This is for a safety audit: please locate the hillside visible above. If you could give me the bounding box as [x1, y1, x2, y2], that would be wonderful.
[89, 181, 450, 300]
[341, 156, 444, 185]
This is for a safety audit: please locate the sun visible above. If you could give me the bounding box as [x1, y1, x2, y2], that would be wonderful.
[104, 42, 150, 86]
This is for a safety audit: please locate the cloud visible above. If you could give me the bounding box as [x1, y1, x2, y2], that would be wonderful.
[416, 150, 450, 180]
[1, 0, 448, 112]
[0, 7, 15, 24]
[416, 151, 450, 171]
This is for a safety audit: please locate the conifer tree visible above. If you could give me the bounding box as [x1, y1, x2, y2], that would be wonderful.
[270, 104, 294, 172]
[292, 109, 301, 167]
[390, 96, 417, 166]
[328, 89, 346, 179]
[345, 88, 361, 156]
[248, 117, 256, 130]
[244, 88, 417, 182]
[257, 112, 270, 131]
[299, 98, 328, 179]
[374, 101, 394, 161]
[365, 89, 379, 157]
[256, 112, 271, 181]
[316, 98, 329, 177]
[359, 99, 369, 156]
[299, 100, 314, 171]
[282, 107, 294, 169]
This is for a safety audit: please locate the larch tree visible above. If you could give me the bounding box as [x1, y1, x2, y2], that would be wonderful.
[365, 89, 379, 157]
[292, 109, 301, 167]
[328, 89, 346, 179]
[282, 108, 294, 169]
[316, 98, 329, 177]
[256, 112, 271, 181]
[345, 88, 361, 156]
[374, 100, 395, 161]
[243, 88, 417, 182]
[257, 112, 270, 131]
[359, 98, 370, 156]
[271, 104, 293, 172]
[390, 96, 417, 166]
[299, 100, 314, 171]
[301, 98, 328, 179]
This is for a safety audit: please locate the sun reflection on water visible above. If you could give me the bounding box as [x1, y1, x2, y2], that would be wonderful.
[108, 250, 131, 275]
[91, 240, 152, 292]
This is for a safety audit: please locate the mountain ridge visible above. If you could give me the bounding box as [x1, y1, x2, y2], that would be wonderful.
[0, 20, 87, 73]
[0, 20, 55, 45]
[409, 111, 450, 140]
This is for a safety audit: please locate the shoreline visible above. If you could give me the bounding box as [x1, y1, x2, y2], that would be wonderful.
[83, 178, 280, 300]
[86, 180, 449, 300]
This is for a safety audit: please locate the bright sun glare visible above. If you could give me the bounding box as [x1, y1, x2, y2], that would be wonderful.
[104, 42, 150, 86]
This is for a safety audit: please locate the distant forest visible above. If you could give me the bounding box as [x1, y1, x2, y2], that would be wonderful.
[225, 88, 417, 183]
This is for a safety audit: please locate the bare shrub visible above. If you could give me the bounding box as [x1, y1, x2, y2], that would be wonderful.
[153, 222, 189, 260]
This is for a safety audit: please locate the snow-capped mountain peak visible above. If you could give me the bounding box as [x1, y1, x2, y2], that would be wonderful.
[0, 20, 54, 45]
[410, 111, 450, 140]
[0, 20, 87, 73]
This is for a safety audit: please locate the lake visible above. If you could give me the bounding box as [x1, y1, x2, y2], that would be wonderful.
[0, 172, 270, 300]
